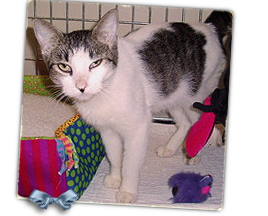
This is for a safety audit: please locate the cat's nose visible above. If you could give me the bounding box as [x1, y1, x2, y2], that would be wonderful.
[75, 80, 88, 93]
[79, 88, 85, 93]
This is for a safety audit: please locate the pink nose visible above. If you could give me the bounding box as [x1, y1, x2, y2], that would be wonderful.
[201, 186, 210, 194]
[75, 80, 88, 93]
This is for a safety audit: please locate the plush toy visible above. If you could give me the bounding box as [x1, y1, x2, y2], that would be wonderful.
[193, 84, 229, 126]
[186, 97, 215, 158]
[185, 67, 230, 157]
[18, 115, 106, 199]
[168, 172, 213, 203]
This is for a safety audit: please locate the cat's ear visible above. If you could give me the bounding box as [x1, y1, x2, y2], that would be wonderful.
[92, 9, 118, 47]
[33, 19, 63, 52]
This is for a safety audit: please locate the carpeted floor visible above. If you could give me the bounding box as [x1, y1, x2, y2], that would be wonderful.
[79, 123, 226, 210]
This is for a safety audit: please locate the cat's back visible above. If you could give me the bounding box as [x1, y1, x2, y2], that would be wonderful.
[125, 22, 219, 97]
[124, 23, 170, 43]
[125, 22, 214, 45]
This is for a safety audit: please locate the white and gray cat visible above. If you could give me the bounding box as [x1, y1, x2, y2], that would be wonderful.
[33, 9, 231, 203]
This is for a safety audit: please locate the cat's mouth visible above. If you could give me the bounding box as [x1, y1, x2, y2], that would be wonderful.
[60, 84, 98, 102]
[70, 92, 93, 102]
[68, 90, 99, 102]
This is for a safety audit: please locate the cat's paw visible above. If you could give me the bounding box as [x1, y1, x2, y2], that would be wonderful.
[116, 191, 137, 203]
[156, 145, 175, 157]
[183, 154, 201, 165]
[104, 175, 121, 189]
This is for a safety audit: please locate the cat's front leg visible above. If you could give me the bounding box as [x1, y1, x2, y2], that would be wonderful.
[100, 129, 123, 189]
[116, 121, 149, 203]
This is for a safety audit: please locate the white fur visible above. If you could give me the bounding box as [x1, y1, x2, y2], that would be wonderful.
[58, 49, 115, 101]
[47, 20, 225, 203]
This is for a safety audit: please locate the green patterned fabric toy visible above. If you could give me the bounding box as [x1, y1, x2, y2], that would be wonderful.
[55, 114, 106, 198]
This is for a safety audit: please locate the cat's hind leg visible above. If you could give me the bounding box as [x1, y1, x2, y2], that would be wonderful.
[156, 107, 195, 157]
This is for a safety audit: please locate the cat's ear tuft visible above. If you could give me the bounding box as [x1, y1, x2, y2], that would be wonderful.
[33, 19, 63, 51]
[92, 9, 118, 47]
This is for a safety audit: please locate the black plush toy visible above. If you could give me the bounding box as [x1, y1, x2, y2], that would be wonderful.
[193, 67, 230, 126]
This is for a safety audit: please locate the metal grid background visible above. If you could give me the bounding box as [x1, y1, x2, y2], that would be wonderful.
[25, 0, 212, 75]
[28, 0, 203, 33]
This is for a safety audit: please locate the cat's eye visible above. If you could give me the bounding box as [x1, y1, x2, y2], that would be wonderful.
[89, 59, 103, 69]
[58, 63, 72, 73]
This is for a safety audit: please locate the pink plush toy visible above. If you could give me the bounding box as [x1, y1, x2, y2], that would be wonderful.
[186, 97, 215, 158]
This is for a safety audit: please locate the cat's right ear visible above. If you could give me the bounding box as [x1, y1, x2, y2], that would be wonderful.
[33, 19, 63, 52]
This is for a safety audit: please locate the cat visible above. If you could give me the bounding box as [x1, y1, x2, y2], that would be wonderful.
[33, 9, 231, 203]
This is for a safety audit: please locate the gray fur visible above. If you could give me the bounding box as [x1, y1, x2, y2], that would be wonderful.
[138, 23, 206, 96]
[33, 20, 118, 76]
[48, 30, 117, 70]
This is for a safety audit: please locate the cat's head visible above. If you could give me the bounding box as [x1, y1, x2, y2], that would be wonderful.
[33, 9, 118, 102]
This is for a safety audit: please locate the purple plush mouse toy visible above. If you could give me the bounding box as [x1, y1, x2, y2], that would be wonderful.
[168, 172, 213, 203]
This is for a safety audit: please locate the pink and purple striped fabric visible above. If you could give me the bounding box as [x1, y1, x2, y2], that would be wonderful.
[18, 139, 68, 197]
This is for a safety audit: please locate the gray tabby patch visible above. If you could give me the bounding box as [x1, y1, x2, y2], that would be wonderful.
[138, 23, 206, 96]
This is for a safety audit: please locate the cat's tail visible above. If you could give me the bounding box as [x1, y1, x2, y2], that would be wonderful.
[205, 11, 233, 43]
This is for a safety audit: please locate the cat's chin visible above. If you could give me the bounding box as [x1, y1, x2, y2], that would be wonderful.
[66, 88, 103, 102]
[71, 93, 96, 102]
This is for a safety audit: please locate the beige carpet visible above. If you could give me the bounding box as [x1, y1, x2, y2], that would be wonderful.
[80, 123, 226, 210]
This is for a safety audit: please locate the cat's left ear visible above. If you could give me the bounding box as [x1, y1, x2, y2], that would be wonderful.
[92, 9, 118, 47]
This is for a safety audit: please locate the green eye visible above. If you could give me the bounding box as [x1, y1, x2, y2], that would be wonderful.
[89, 59, 103, 69]
[58, 63, 72, 73]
